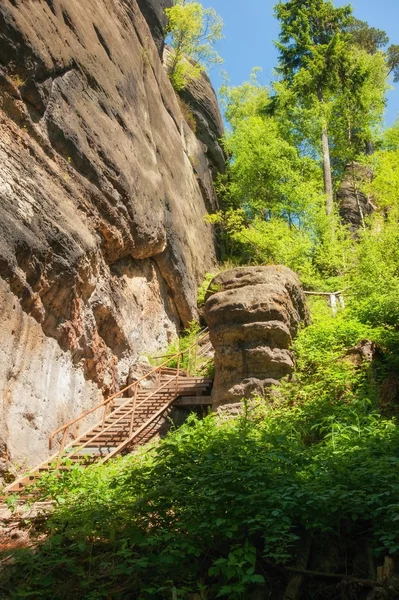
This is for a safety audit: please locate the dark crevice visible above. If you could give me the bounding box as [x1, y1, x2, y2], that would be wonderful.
[34, 64, 76, 86]
[43, 0, 57, 15]
[114, 111, 129, 133]
[62, 10, 75, 32]
[93, 24, 113, 62]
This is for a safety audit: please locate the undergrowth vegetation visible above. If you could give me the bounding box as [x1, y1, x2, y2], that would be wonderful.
[149, 322, 214, 377]
[3, 298, 399, 599]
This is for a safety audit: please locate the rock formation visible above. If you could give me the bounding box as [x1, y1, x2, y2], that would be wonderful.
[0, 0, 223, 476]
[163, 46, 225, 213]
[177, 65, 226, 181]
[337, 162, 375, 233]
[204, 266, 309, 408]
[137, 0, 172, 54]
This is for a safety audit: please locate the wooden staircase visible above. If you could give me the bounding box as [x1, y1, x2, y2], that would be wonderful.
[5, 330, 213, 494]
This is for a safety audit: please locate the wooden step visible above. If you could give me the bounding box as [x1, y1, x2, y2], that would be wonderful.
[4, 360, 213, 495]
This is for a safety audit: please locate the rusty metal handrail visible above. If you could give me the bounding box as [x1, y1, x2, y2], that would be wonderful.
[56, 374, 181, 462]
[3, 331, 213, 493]
[49, 328, 210, 451]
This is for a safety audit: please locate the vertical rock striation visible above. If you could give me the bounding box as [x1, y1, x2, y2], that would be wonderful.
[204, 266, 309, 408]
[0, 0, 223, 475]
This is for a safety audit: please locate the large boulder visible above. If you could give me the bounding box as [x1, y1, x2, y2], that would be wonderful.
[0, 0, 222, 475]
[337, 162, 375, 233]
[204, 266, 310, 408]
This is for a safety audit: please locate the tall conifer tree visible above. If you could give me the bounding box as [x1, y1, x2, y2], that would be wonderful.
[274, 0, 352, 214]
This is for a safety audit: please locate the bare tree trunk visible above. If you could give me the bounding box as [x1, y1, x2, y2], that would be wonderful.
[321, 126, 334, 215]
[350, 162, 366, 231]
[318, 85, 334, 216]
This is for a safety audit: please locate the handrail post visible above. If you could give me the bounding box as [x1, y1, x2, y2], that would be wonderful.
[187, 346, 191, 377]
[129, 383, 139, 438]
[101, 403, 109, 430]
[156, 367, 161, 389]
[193, 333, 199, 376]
[176, 354, 181, 394]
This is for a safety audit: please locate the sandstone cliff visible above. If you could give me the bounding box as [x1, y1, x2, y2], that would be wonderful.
[0, 0, 223, 476]
[337, 162, 375, 233]
[204, 266, 309, 408]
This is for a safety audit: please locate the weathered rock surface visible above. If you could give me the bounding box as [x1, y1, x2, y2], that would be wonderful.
[137, 0, 172, 54]
[0, 0, 222, 475]
[204, 266, 309, 408]
[163, 46, 225, 212]
[177, 66, 226, 181]
[337, 162, 375, 232]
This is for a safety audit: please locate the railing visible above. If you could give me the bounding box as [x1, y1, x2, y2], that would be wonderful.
[49, 328, 211, 464]
[304, 290, 345, 315]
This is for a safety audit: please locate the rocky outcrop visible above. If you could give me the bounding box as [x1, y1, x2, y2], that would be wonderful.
[163, 46, 225, 213]
[137, 0, 172, 54]
[0, 0, 222, 475]
[337, 162, 375, 232]
[178, 68, 226, 181]
[204, 266, 309, 408]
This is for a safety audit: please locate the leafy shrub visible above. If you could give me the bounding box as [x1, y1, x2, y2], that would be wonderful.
[4, 298, 399, 599]
[150, 321, 207, 375]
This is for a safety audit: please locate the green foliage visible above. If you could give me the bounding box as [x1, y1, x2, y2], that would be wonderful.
[4, 300, 399, 598]
[273, 0, 387, 202]
[327, 48, 387, 167]
[347, 18, 389, 54]
[220, 72, 323, 219]
[345, 15, 399, 84]
[382, 119, 399, 150]
[348, 216, 399, 327]
[197, 272, 217, 307]
[220, 68, 269, 128]
[361, 123, 399, 212]
[274, 0, 353, 83]
[150, 321, 203, 373]
[165, 0, 223, 91]
[387, 44, 399, 82]
[210, 71, 358, 289]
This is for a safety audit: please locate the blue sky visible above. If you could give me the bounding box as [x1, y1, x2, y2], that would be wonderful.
[204, 0, 399, 126]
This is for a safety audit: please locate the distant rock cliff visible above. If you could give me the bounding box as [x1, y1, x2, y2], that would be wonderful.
[0, 0, 224, 476]
[337, 162, 375, 233]
[204, 266, 309, 408]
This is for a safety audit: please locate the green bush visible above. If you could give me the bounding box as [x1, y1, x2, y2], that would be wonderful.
[3, 297, 399, 599]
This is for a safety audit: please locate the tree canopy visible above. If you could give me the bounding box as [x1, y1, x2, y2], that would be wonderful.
[273, 0, 387, 214]
[165, 0, 223, 90]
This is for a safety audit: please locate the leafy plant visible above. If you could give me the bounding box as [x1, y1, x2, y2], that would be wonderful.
[165, 0, 224, 91]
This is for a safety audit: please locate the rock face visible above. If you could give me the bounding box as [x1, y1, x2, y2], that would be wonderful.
[178, 67, 226, 181]
[163, 46, 226, 213]
[337, 162, 375, 232]
[204, 266, 309, 408]
[0, 0, 223, 475]
[137, 0, 172, 54]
